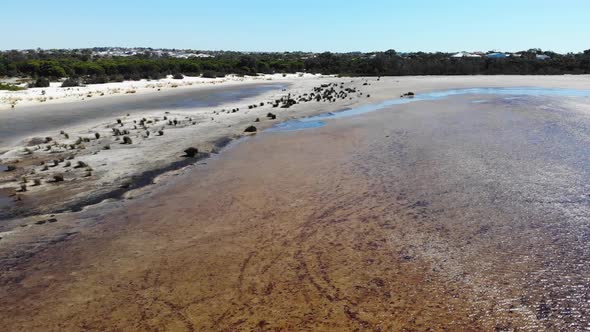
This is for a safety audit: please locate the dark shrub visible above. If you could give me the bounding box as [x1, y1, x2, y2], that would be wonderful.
[85, 75, 108, 84]
[122, 136, 132, 144]
[53, 174, 64, 182]
[110, 74, 125, 82]
[202, 71, 217, 78]
[202, 70, 225, 78]
[61, 78, 80, 88]
[32, 77, 50, 88]
[173, 73, 184, 79]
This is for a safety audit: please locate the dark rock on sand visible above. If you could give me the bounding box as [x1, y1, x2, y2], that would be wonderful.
[184, 147, 199, 158]
[244, 125, 257, 133]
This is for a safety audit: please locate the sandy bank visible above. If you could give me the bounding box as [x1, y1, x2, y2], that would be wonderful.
[1, 75, 589, 221]
[0, 73, 317, 110]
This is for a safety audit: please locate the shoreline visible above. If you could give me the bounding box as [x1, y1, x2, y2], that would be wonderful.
[0, 73, 317, 111]
[0, 82, 287, 149]
[1, 75, 590, 223]
[3, 73, 589, 111]
[0, 75, 368, 220]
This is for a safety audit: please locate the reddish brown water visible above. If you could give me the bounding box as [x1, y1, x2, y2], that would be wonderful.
[1, 93, 590, 331]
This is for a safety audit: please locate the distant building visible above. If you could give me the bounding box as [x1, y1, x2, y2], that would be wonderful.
[89, 48, 215, 59]
[486, 52, 507, 59]
[451, 52, 481, 58]
[536, 54, 551, 60]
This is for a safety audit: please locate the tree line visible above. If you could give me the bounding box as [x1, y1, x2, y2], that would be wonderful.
[1, 49, 590, 85]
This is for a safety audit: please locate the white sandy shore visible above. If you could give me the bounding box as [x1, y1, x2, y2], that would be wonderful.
[3, 74, 589, 111]
[0, 73, 323, 110]
[1, 75, 590, 219]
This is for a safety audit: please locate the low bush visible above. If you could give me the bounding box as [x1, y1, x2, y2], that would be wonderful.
[61, 77, 81, 88]
[0, 83, 26, 91]
[85, 75, 108, 84]
[31, 77, 50, 88]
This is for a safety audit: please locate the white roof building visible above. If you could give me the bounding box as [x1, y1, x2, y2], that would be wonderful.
[451, 52, 481, 58]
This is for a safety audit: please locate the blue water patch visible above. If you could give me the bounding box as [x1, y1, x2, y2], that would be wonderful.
[268, 120, 325, 132]
[268, 87, 590, 132]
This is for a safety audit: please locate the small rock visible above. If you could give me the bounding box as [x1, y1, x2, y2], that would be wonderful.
[244, 125, 257, 133]
[184, 147, 199, 158]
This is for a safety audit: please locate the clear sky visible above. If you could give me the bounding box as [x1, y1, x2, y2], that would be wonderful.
[1, 0, 589, 53]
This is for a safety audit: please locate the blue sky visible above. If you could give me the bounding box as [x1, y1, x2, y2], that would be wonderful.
[1, 0, 589, 53]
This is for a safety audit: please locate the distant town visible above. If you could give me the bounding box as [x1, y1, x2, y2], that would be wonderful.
[0, 47, 561, 60]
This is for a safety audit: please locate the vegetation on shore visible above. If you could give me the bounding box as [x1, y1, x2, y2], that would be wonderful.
[0, 82, 26, 91]
[1, 49, 590, 86]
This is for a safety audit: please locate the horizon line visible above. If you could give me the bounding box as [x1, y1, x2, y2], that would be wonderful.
[2, 47, 587, 55]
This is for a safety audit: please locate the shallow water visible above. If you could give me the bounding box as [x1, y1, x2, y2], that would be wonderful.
[158, 84, 284, 109]
[0, 195, 11, 210]
[0, 84, 283, 147]
[343, 94, 590, 330]
[269, 87, 590, 132]
[262, 89, 590, 329]
[0, 166, 14, 210]
[3, 87, 590, 330]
